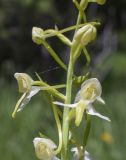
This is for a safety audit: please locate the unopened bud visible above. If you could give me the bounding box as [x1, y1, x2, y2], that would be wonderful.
[32, 27, 44, 45]
[74, 24, 97, 46]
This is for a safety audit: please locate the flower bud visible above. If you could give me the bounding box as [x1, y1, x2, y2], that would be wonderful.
[14, 73, 33, 93]
[33, 137, 57, 160]
[74, 24, 97, 46]
[32, 27, 44, 45]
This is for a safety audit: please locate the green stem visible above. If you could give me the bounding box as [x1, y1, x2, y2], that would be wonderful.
[75, 0, 87, 32]
[62, 53, 74, 160]
[61, 1, 88, 159]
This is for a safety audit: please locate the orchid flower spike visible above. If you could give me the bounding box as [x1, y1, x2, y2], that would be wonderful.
[54, 78, 110, 126]
[33, 137, 60, 160]
[71, 147, 91, 160]
[12, 73, 41, 118]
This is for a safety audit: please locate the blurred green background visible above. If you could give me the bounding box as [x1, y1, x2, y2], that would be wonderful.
[0, 0, 126, 159]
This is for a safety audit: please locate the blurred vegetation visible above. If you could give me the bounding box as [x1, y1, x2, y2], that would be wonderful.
[0, 0, 126, 159]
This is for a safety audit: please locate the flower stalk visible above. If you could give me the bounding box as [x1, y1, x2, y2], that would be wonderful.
[62, 52, 74, 160]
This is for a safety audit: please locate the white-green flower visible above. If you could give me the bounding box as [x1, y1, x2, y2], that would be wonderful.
[12, 73, 41, 118]
[54, 78, 110, 126]
[33, 137, 59, 160]
[75, 78, 105, 104]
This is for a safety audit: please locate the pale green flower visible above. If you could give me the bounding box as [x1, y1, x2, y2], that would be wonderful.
[14, 73, 41, 112]
[75, 78, 105, 104]
[33, 137, 59, 160]
[54, 78, 110, 126]
[12, 73, 41, 118]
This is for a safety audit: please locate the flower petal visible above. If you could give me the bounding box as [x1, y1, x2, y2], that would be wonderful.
[17, 86, 40, 112]
[53, 101, 77, 108]
[85, 151, 91, 160]
[86, 105, 111, 122]
[96, 96, 105, 104]
[71, 147, 91, 160]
